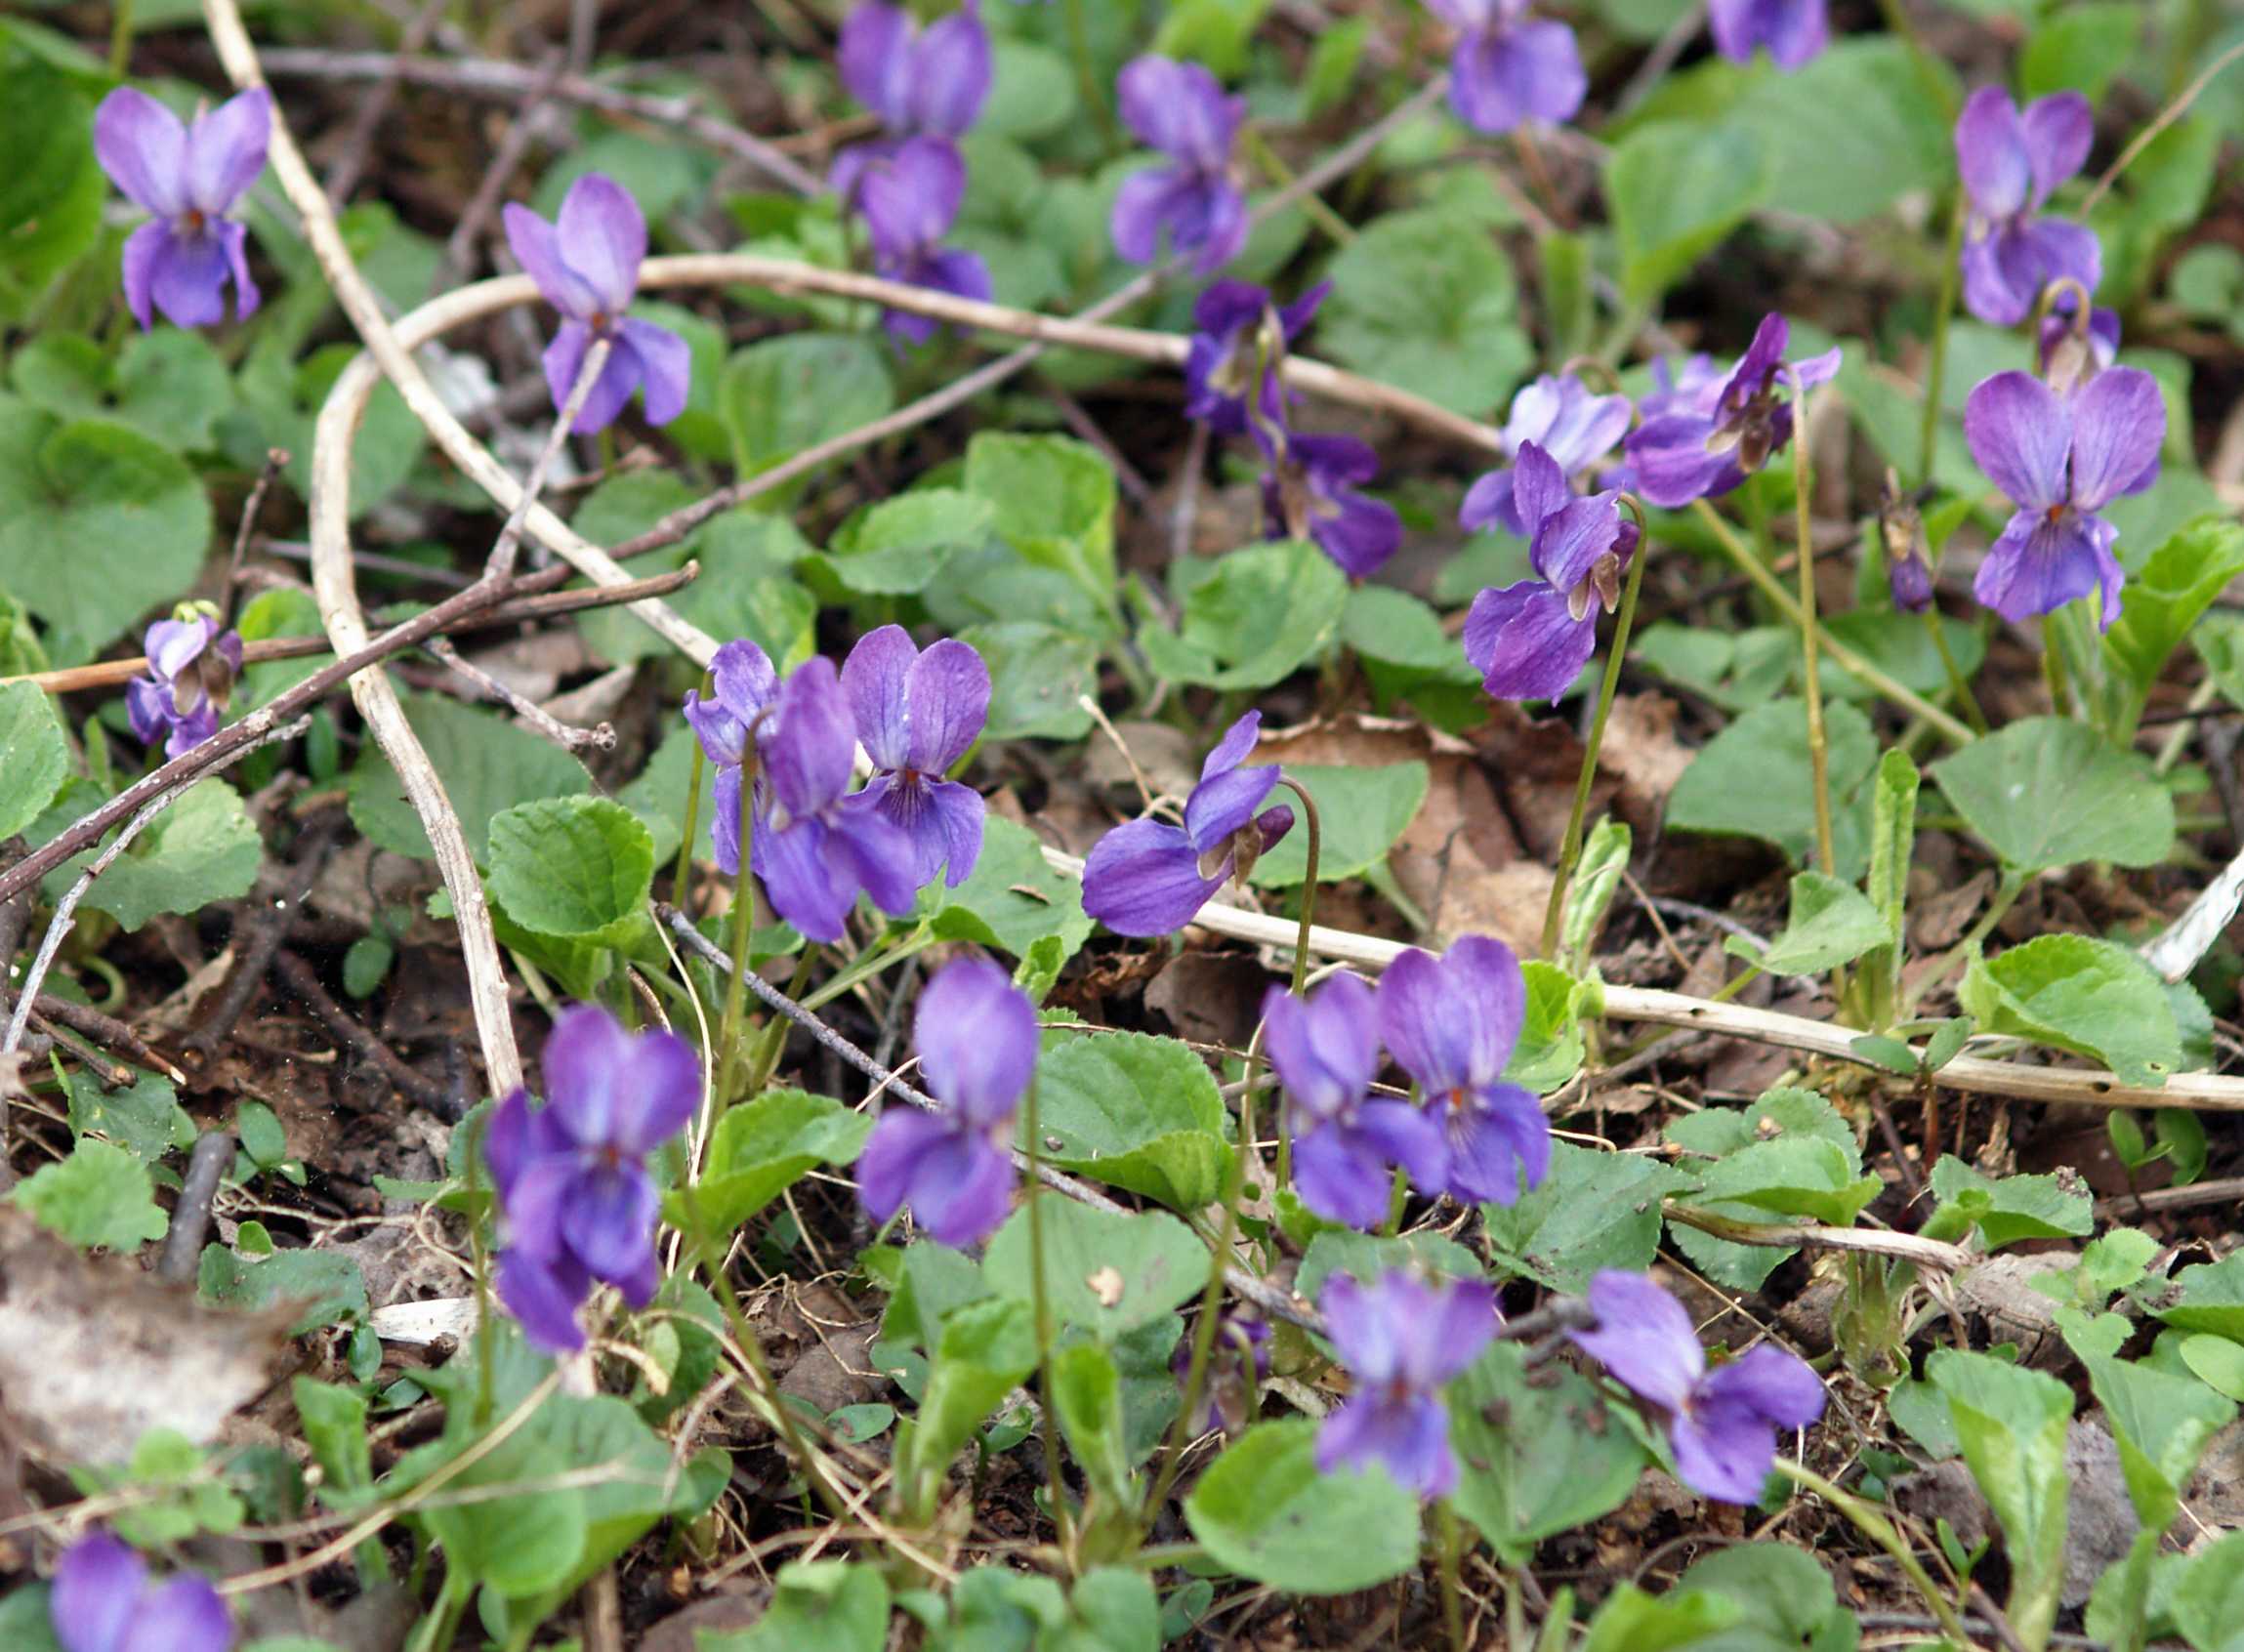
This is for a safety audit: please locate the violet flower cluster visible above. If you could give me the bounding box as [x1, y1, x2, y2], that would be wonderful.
[1462, 372, 1632, 541]
[858, 138, 994, 346]
[1110, 56, 1248, 275]
[94, 86, 269, 332]
[1316, 1269, 1498, 1499]
[1184, 280, 1327, 435]
[1624, 312, 1841, 508]
[1425, 0, 1586, 135]
[1955, 87, 2099, 328]
[127, 610, 242, 760]
[832, 0, 991, 201]
[1708, 0, 1829, 69]
[49, 1530, 231, 1652]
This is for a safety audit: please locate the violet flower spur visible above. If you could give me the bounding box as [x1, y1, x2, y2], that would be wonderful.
[50, 1530, 231, 1652]
[856, 957, 1030, 1248]
[1461, 372, 1634, 540]
[1954, 86, 2100, 328]
[1315, 1269, 1499, 1500]
[831, 0, 991, 199]
[1257, 425, 1403, 579]
[1080, 711, 1292, 937]
[1963, 366, 2164, 629]
[1184, 280, 1326, 435]
[1424, 0, 1587, 135]
[487, 1005, 698, 1355]
[1570, 1270, 1825, 1504]
[1265, 972, 1446, 1230]
[93, 86, 269, 331]
[841, 624, 989, 888]
[1109, 57, 1248, 275]
[1378, 935, 1550, 1206]
[683, 638, 780, 872]
[1707, 0, 1829, 70]
[856, 137, 995, 346]
[1623, 313, 1841, 508]
[126, 611, 242, 759]
[503, 173, 689, 434]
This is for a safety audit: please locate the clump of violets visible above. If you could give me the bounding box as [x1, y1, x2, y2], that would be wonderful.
[127, 607, 242, 760]
[1257, 425, 1403, 579]
[1571, 1270, 1825, 1504]
[1624, 313, 1841, 508]
[1380, 936, 1551, 1207]
[857, 138, 994, 345]
[1424, 0, 1586, 135]
[1463, 440, 1640, 703]
[1707, 0, 1829, 70]
[50, 1530, 231, 1652]
[841, 624, 989, 888]
[1184, 281, 1327, 435]
[1462, 372, 1633, 540]
[1109, 57, 1247, 275]
[857, 957, 1030, 1247]
[1963, 366, 2163, 628]
[487, 1005, 697, 1355]
[94, 86, 270, 331]
[831, 0, 991, 199]
[1954, 86, 2099, 328]
[504, 174, 688, 434]
[1081, 711, 1292, 936]
[1316, 1270, 1498, 1499]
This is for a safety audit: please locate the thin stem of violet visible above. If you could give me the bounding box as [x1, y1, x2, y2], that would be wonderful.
[1791, 378, 1838, 877]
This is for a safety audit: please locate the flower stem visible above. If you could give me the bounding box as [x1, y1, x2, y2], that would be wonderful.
[1244, 129, 1355, 248]
[1274, 776, 1323, 1188]
[108, 0, 135, 74]
[1776, 1459, 1972, 1645]
[714, 761, 758, 1105]
[1062, 0, 1119, 150]
[673, 674, 711, 912]
[1021, 1078, 1076, 1567]
[1873, 0, 1961, 122]
[1790, 381, 1838, 877]
[1436, 1501, 1468, 1652]
[1919, 189, 1967, 484]
[1921, 610, 1989, 734]
[2040, 614, 2073, 717]
[463, 1108, 496, 1426]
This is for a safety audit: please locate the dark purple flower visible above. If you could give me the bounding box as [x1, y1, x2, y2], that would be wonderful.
[1462, 373, 1634, 539]
[1379, 935, 1550, 1207]
[126, 613, 242, 760]
[857, 957, 1028, 1247]
[2038, 304, 2120, 397]
[1266, 973, 1447, 1230]
[1109, 57, 1247, 275]
[841, 624, 988, 889]
[1257, 427, 1403, 579]
[1623, 313, 1841, 508]
[94, 86, 268, 332]
[857, 137, 995, 346]
[1184, 280, 1327, 436]
[684, 639, 781, 869]
[50, 1530, 231, 1652]
[1707, 0, 1828, 69]
[830, 1, 991, 198]
[1463, 442, 1641, 703]
[1964, 367, 2163, 630]
[1173, 1309, 1272, 1433]
[1571, 1270, 1824, 1504]
[488, 1005, 697, 1354]
[1081, 711, 1292, 937]
[1878, 473, 1933, 615]
[504, 174, 688, 434]
[1315, 1270, 1499, 1499]
[1425, 0, 1586, 134]
[1955, 86, 2100, 328]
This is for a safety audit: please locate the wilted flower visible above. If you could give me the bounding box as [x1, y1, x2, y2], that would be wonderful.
[1707, 0, 1829, 70]
[1109, 57, 1247, 274]
[487, 1005, 698, 1354]
[1315, 1270, 1499, 1499]
[1173, 1308, 1272, 1433]
[1955, 86, 2099, 328]
[857, 138, 994, 346]
[1878, 470, 1933, 614]
[94, 86, 269, 332]
[127, 610, 242, 760]
[1258, 426, 1403, 578]
[831, 0, 991, 199]
[1462, 373, 1634, 539]
[1184, 281, 1326, 435]
[2038, 303, 2120, 396]
[1464, 440, 1640, 703]
[1571, 1270, 1825, 1504]
[1963, 367, 2163, 629]
[683, 638, 780, 867]
[1081, 711, 1292, 936]
[504, 174, 688, 433]
[1424, 0, 1586, 134]
[857, 957, 1029, 1247]
[1379, 935, 1550, 1206]
[1624, 313, 1841, 508]
[50, 1530, 231, 1652]
[841, 624, 988, 888]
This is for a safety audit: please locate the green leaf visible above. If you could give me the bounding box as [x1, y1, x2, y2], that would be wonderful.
[721, 333, 895, 484]
[2104, 516, 2244, 696]
[1675, 1544, 1853, 1652]
[1924, 1155, 2093, 1250]
[10, 329, 233, 452]
[293, 1378, 377, 1517]
[893, 1297, 1040, 1519]
[1690, 1137, 1883, 1225]
[2020, 0, 2140, 102]
[701, 1561, 893, 1652]
[1184, 1420, 1420, 1594]
[197, 1245, 367, 1336]
[1297, 1229, 1482, 1301]
[1510, 960, 1588, 1094]
[1025, 1030, 1228, 1212]
[1931, 1351, 2074, 1651]
[2154, 1251, 2244, 1342]
[2078, 1349, 2235, 1527]
[929, 816, 1095, 965]
[0, 1588, 63, 1652]
[1931, 717, 2175, 873]
[342, 935, 393, 999]
[234, 587, 328, 710]
[1137, 541, 1348, 691]
[346, 693, 590, 863]
[1728, 39, 1957, 224]
[1667, 1086, 1857, 1163]
[1959, 934, 2182, 1087]
[1725, 871, 1891, 976]
[963, 434, 1118, 615]
[1580, 1585, 1744, 1652]
[66, 1071, 195, 1164]
[1449, 1342, 1648, 1562]
[666, 1089, 869, 1237]
[1050, 1342, 1133, 1507]
[1249, 762, 1426, 888]
[1607, 121, 1770, 303]
[0, 62, 101, 315]
[816, 488, 995, 597]
[2171, 1532, 2244, 1652]
[955, 620, 1100, 741]
[1342, 585, 1481, 685]
[1668, 698, 1880, 881]
[42, 779, 260, 932]
[485, 796, 655, 948]
[1318, 207, 1530, 416]
[1483, 1142, 1683, 1293]
[0, 680, 67, 843]
[2179, 1335, 2244, 1402]
[982, 1202, 1205, 1339]
[11, 1138, 167, 1252]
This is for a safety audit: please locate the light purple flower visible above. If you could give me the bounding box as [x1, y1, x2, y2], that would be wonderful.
[857, 137, 994, 346]
[857, 957, 1028, 1247]
[1315, 1270, 1499, 1499]
[1184, 280, 1327, 436]
[1109, 57, 1248, 275]
[1955, 86, 2100, 328]
[1462, 373, 1634, 540]
[684, 638, 781, 869]
[50, 1530, 231, 1652]
[2038, 304, 2120, 397]
[126, 614, 242, 760]
[504, 174, 688, 434]
[841, 624, 988, 889]
[1267, 973, 1447, 1230]
[1623, 313, 1841, 508]
[487, 1005, 697, 1355]
[1258, 427, 1403, 579]
[1081, 711, 1292, 937]
[1707, 0, 1829, 70]
[830, 1, 991, 199]
[1571, 1270, 1825, 1504]
[1464, 441, 1641, 703]
[1425, 0, 1586, 134]
[1379, 935, 1550, 1207]
[94, 86, 268, 332]
[1963, 367, 2163, 630]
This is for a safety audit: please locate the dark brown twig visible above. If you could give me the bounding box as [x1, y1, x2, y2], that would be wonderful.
[31, 998, 186, 1085]
[224, 449, 288, 623]
[438, 49, 570, 289]
[425, 638, 615, 753]
[158, 1131, 237, 1281]
[184, 816, 346, 1061]
[271, 949, 451, 1111]
[321, 0, 453, 205]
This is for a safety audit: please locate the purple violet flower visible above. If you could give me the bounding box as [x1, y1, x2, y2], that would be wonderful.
[1707, 0, 1829, 70]
[93, 86, 269, 332]
[2039, 304, 2120, 397]
[856, 957, 1029, 1247]
[487, 1005, 698, 1355]
[1379, 935, 1550, 1207]
[1184, 280, 1327, 435]
[1109, 57, 1248, 275]
[1463, 441, 1641, 703]
[684, 639, 781, 869]
[1315, 1269, 1499, 1499]
[50, 1530, 231, 1652]
[831, 1, 991, 199]
[504, 174, 689, 434]
[1623, 313, 1841, 508]
[1081, 711, 1292, 937]
[126, 612, 242, 760]
[1266, 972, 1447, 1230]
[857, 137, 994, 346]
[1257, 426, 1403, 578]
[841, 624, 989, 889]
[1878, 473, 1934, 615]
[1571, 1270, 1825, 1504]
[1955, 86, 2100, 328]
[1963, 366, 2164, 630]
[1462, 373, 1634, 540]
[1424, 0, 1587, 134]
